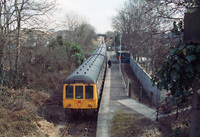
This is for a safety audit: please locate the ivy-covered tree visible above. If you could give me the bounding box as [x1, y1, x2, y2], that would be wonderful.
[153, 43, 200, 103]
[152, 1, 200, 136]
[49, 38, 59, 48]
[153, 42, 200, 136]
[49, 35, 64, 48]
[152, 6, 200, 136]
[56, 35, 63, 46]
[69, 43, 84, 67]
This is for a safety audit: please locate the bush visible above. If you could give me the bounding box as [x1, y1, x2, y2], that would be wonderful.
[69, 43, 84, 67]
[19, 45, 70, 92]
[1, 37, 84, 92]
[1, 69, 26, 89]
[49, 38, 59, 48]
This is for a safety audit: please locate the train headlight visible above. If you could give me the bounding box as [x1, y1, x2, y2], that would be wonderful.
[88, 103, 92, 108]
[68, 103, 71, 107]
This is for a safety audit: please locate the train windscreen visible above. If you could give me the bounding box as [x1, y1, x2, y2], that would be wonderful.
[66, 86, 73, 99]
[75, 86, 83, 99]
[85, 86, 93, 99]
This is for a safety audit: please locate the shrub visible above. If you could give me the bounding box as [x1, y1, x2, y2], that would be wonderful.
[69, 43, 84, 67]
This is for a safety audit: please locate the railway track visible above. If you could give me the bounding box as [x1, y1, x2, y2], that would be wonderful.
[85, 120, 91, 137]
[62, 123, 72, 137]
[62, 118, 92, 137]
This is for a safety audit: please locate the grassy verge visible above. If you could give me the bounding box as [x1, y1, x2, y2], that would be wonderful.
[110, 110, 165, 137]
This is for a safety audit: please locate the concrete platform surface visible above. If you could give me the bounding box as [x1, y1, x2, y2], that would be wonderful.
[96, 51, 157, 137]
[117, 99, 156, 120]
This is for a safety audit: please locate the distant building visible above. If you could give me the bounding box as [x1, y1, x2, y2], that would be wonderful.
[20, 28, 56, 47]
[49, 29, 55, 33]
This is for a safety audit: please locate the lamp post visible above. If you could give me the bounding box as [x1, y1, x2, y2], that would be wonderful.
[119, 33, 122, 77]
[114, 34, 116, 50]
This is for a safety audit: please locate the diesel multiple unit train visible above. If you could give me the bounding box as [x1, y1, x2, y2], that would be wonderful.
[63, 43, 107, 115]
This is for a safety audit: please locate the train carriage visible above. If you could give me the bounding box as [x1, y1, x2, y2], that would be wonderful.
[63, 43, 107, 115]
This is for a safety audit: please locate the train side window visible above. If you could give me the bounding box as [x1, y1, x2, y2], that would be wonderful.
[66, 86, 73, 99]
[85, 86, 93, 99]
[75, 86, 83, 99]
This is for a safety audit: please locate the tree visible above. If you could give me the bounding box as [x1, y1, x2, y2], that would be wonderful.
[153, 42, 200, 137]
[56, 35, 63, 46]
[153, 43, 200, 102]
[14, 0, 56, 69]
[62, 11, 88, 31]
[62, 11, 88, 43]
[69, 43, 84, 67]
[61, 12, 96, 56]
[152, 1, 200, 136]
[73, 23, 96, 49]
[105, 31, 114, 39]
[14, 0, 24, 69]
[112, 0, 163, 72]
[0, 0, 56, 88]
[113, 1, 200, 135]
[112, 0, 186, 74]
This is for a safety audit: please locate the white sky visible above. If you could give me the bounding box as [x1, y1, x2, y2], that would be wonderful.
[56, 0, 126, 33]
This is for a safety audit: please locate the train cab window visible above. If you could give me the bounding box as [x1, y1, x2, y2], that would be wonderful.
[85, 86, 93, 99]
[75, 86, 83, 99]
[66, 86, 73, 99]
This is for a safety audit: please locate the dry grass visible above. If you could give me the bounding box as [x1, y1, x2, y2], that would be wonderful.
[0, 88, 52, 137]
[110, 110, 166, 137]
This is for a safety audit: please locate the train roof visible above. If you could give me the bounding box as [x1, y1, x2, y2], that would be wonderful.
[63, 44, 107, 84]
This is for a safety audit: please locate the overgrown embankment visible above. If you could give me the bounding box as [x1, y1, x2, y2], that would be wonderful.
[0, 36, 98, 136]
[0, 88, 55, 136]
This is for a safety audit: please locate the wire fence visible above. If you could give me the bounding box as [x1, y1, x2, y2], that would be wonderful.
[121, 63, 192, 119]
[121, 63, 191, 136]
[121, 64, 155, 108]
[156, 102, 192, 122]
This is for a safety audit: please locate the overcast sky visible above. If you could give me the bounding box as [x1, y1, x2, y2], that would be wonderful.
[56, 0, 126, 33]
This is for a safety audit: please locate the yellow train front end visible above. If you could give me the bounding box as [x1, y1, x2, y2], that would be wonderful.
[63, 83, 98, 115]
[63, 43, 107, 116]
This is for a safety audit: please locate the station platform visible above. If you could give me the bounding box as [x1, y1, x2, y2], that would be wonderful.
[96, 51, 156, 137]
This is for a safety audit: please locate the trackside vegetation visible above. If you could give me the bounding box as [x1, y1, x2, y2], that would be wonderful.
[0, 35, 87, 136]
[152, 43, 200, 105]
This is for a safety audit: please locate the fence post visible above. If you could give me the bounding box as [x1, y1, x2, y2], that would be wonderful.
[139, 86, 142, 102]
[156, 106, 159, 121]
[150, 92, 153, 108]
[176, 107, 179, 120]
[129, 83, 131, 97]
[127, 79, 129, 96]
